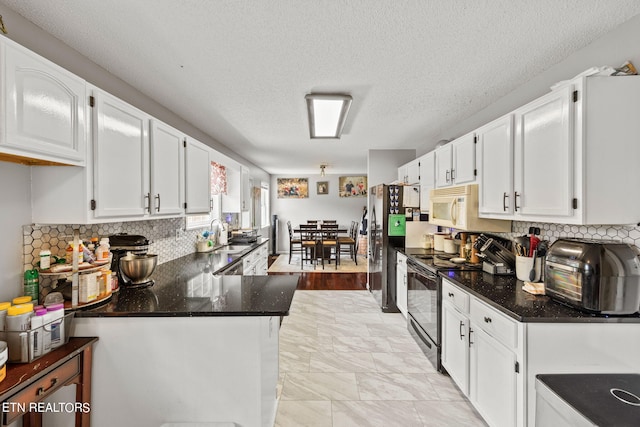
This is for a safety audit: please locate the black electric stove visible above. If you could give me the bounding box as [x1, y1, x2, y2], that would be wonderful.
[536, 373, 640, 427]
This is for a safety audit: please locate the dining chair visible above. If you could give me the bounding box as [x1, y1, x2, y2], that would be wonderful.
[287, 221, 303, 264]
[338, 220, 358, 265]
[322, 220, 337, 224]
[307, 220, 319, 225]
[298, 224, 318, 269]
[319, 223, 339, 269]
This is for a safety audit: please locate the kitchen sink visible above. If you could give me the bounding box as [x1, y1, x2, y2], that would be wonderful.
[214, 245, 249, 254]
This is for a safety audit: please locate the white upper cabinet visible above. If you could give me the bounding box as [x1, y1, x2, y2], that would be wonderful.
[184, 137, 211, 214]
[434, 143, 452, 188]
[92, 88, 150, 218]
[418, 151, 434, 212]
[477, 115, 514, 216]
[435, 133, 476, 188]
[150, 120, 184, 216]
[398, 158, 420, 185]
[0, 37, 86, 165]
[513, 86, 574, 218]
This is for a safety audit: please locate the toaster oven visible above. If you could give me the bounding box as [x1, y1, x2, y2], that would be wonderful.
[544, 239, 640, 315]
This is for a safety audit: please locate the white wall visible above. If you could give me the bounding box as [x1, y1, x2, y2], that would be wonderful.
[429, 13, 640, 152]
[368, 149, 416, 187]
[0, 163, 31, 301]
[271, 174, 366, 253]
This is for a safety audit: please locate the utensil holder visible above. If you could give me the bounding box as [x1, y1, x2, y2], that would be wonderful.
[515, 255, 542, 282]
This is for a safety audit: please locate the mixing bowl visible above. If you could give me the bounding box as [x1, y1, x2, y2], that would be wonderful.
[119, 254, 158, 284]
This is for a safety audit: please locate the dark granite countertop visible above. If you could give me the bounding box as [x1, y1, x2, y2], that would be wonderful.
[75, 238, 300, 318]
[397, 247, 640, 323]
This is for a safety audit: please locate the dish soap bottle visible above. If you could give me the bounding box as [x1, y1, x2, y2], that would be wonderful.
[23, 269, 39, 304]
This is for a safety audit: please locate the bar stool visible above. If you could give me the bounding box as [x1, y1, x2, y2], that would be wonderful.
[319, 223, 339, 270]
[298, 224, 318, 269]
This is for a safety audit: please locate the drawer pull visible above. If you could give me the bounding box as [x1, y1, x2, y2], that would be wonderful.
[36, 378, 58, 396]
[484, 316, 492, 323]
[448, 292, 454, 297]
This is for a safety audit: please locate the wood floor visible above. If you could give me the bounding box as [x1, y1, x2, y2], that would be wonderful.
[269, 271, 368, 290]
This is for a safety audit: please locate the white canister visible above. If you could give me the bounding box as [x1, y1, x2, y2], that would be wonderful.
[433, 233, 447, 251]
[443, 238, 458, 254]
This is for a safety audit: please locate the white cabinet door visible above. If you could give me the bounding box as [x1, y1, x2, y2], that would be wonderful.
[1, 38, 86, 165]
[396, 253, 407, 317]
[92, 89, 150, 218]
[442, 302, 469, 395]
[469, 325, 518, 427]
[514, 86, 574, 217]
[452, 132, 476, 185]
[419, 152, 435, 212]
[434, 144, 453, 188]
[398, 165, 407, 184]
[406, 159, 420, 185]
[150, 120, 184, 216]
[478, 115, 514, 216]
[185, 137, 211, 214]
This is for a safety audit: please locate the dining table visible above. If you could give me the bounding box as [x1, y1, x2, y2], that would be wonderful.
[293, 224, 349, 266]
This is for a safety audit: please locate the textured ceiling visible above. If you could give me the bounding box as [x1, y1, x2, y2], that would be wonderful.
[2, 0, 640, 174]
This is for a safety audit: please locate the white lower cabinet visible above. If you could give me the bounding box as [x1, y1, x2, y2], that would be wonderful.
[238, 242, 269, 276]
[441, 279, 521, 427]
[469, 323, 518, 427]
[396, 253, 407, 317]
[441, 301, 470, 394]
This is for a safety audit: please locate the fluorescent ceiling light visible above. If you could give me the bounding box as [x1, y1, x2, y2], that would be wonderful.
[305, 94, 352, 139]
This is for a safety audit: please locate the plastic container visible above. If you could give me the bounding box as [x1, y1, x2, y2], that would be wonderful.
[23, 269, 39, 304]
[6, 303, 34, 363]
[65, 240, 84, 264]
[99, 269, 112, 298]
[39, 249, 52, 270]
[0, 302, 11, 342]
[0, 341, 7, 383]
[30, 308, 47, 359]
[44, 304, 65, 351]
[12, 296, 31, 305]
[96, 238, 110, 262]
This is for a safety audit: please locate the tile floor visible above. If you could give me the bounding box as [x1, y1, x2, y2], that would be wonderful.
[275, 290, 487, 426]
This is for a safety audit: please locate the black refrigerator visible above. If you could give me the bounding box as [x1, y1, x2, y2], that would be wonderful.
[368, 184, 407, 312]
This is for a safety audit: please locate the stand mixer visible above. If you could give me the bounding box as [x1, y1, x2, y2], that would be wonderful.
[109, 234, 157, 288]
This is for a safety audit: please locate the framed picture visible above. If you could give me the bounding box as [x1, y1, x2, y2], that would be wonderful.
[277, 178, 309, 198]
[316, 181, 329, 195]
[339, 176, 367, 197]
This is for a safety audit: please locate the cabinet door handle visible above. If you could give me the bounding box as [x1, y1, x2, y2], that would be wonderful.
[448, 292, 454, 297]
[503, 192, 509, 211]
[210, 198, 214, 210]
[469, 328, 474, 347]
[451, 169, 455, 181]
[445, 170, 450, 183]
[484, 316, 492, 323]
[144, 193, 151, 213]
[459, 321, 465, 340]
[155, 194, 161, 212]
[37, 378, 58, 396]
[514, 192, 521, 212]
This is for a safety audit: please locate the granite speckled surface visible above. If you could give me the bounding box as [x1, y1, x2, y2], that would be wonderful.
[398, 248, 640, 323]
[75, 238, 300, 317]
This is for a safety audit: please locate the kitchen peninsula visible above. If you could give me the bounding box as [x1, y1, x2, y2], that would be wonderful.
[67, 242, 298, 427]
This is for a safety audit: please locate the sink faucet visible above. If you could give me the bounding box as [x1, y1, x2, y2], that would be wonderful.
[209, 218, 222, 242]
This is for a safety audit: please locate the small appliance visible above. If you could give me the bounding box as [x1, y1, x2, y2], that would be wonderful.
[429, 184, 511, 232]
[109, 234, 156, 288]
[545, 238, 640, 314]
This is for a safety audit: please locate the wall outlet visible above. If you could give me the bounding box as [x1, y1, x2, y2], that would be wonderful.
[175, 228, 186, 240]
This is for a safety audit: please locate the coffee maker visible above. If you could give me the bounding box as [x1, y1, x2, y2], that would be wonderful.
[109, 234, 152, 286]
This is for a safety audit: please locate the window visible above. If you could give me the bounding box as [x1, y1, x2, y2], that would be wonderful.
[185, 161, 226, 230]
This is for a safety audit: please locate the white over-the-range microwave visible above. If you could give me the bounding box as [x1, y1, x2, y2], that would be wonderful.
[429, 184, 511, 232]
